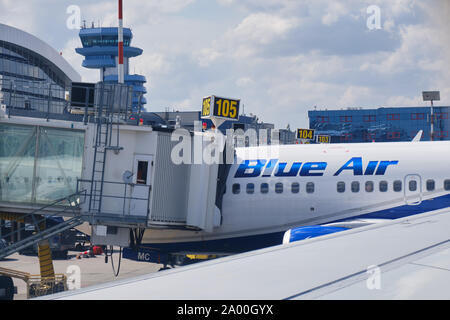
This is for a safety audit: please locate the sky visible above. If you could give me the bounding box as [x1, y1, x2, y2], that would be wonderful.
[0, 0, 449, 129]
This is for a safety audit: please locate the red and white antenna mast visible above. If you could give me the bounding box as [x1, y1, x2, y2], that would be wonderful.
[118, 0, 124, 84]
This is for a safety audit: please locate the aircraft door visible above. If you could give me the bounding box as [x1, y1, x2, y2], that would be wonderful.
[404, 174, 422, 205]
[130, 155, 152, 217]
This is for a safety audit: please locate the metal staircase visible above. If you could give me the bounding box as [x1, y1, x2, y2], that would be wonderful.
[0, 191, 86, 260]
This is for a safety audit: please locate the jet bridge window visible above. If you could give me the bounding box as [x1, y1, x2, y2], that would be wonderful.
[444, 180, 450, 191]
[137, 161, 149, 185]
[246, 183, 255, 194]
[426, 179, 435, 191]
[379, 181, 388, 192]
[291, 183, 300, 194]
[337, 182, 345, 193]
[232, 183, 240, 194]
[351, 181, 360, 193]
[393, 180, 402, 192]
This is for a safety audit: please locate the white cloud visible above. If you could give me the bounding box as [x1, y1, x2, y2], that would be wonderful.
[322, 2, 349, 26]
[338, 86, 373, 106]
[0, 0, 448, 129]
[226, 13, 300, 45]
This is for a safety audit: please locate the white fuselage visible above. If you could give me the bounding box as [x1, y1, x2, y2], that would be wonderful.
[141, 141, 450, 248]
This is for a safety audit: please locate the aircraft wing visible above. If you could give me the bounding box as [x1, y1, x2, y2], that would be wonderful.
[42, 208, 450, 300]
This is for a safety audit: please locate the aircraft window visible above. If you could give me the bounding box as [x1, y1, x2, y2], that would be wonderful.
[261, 183, 269, 194]
[306, 182, 314, 194]
[444, 180, 450, 191]
[426, 179, 435, 191]
[409, 180, 417, 192]
[393, 180, 402, 192]
[246, 183, 255, 194]
[232, 183, 240, 194]
[337, 181, 345, 193]
[379, 181, 388, 192]
[275, 182, 283, 194]
[291, 182, 300, 194]
[351, 181, 360, 193]
[365, 181, 374, 192]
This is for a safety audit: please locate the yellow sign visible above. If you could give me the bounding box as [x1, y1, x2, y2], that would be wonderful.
[201, 95, 240, 120]
[202, 96, 211, 117]
[297, 129, 315, 140]
[317, 135, 330, 143]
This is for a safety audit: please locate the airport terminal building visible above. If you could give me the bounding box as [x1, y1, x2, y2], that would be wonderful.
[0, 24, 83, 206]
[309, 106, 450, 143]
[0, 23, 81, 114]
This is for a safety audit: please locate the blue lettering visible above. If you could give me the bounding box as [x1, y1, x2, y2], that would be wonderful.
[300, 162, 327, 176]
[234, 160, 267, 178]
[274, 162, 302, 177]
[334, 157, 363, 176]
[262, 159, 278, 177]
[234, 157, 397, 178]
[364, 161, 379, 175]
[375, 161, 399, 175]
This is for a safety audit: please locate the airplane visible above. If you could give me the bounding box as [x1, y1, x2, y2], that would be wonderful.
[120, 138, 450, 266]
[39, 207, 450, 300]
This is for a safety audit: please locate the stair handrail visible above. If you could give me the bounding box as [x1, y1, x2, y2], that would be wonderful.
[0, 190, 87, 245]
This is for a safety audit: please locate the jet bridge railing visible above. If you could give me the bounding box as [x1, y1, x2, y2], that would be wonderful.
[76, 179, 151, 225]
[1, 79, 136, 123]
[0, 190, 87, 260]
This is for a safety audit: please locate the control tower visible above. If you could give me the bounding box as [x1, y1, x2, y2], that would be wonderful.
[75, 25, 147, 112]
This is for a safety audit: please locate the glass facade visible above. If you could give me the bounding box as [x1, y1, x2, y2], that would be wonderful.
[0, 123, 84, 205]
[0, 40, 68, 113]
[309, 107, 450, 143]
[81, 36, 131, 47]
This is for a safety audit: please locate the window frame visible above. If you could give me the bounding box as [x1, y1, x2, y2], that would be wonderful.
[275, 182, 284, 194]
[351, 181, 360, 193]
[387, 113, 400, 121]
[306, 182, 315, 194]
[363, 115, 376, 122]
[365, 181, 374, 193]
[337, 181, 346, 193]
[426, 179, 435, 191]
[260, 183, 269, 194]
[379, 181, 388, 192]
[393, 180, 402, 192]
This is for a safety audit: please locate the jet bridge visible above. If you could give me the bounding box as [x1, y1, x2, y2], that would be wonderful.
[0, 80, 226, 252]
[78, 127, 224, 236]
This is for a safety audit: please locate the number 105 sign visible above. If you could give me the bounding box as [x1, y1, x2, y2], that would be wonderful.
[202, 95, 240, 121]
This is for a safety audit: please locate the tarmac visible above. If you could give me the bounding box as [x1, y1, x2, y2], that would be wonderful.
[0, 250, 163, 300]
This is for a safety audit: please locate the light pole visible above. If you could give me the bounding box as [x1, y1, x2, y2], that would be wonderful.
[422, 91, 440, 141]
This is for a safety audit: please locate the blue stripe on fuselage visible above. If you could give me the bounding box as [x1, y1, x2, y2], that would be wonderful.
[131, 193, 450, 255]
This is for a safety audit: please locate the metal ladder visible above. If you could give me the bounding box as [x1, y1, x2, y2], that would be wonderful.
[88, 84, 125, 215]
[0, 192, 86, 260]
[88, 112, 112, 214]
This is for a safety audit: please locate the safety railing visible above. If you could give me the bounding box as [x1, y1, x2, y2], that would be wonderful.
[77, 179, 151, 221]
[0, 78, 137, 122]
[0, 190, 86, 249]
